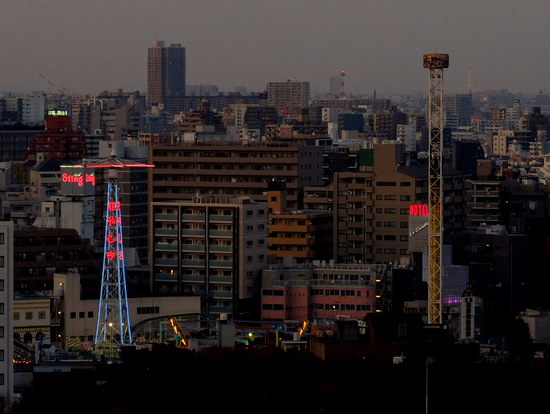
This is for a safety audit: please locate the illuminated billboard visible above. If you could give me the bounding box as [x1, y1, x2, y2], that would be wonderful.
[60, 165, 96, 196]
[409, 204, 429, 254]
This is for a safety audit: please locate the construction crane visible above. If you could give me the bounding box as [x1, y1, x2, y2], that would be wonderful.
[38, 73, 65, 96]
[423, 53, 449, 325]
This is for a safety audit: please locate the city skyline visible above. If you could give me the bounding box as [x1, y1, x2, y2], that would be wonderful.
[1, 0, 550, 97]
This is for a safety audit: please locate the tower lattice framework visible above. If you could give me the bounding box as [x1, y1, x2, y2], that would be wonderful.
[86, 156, 154, 358]
[423, 53, 449, 325]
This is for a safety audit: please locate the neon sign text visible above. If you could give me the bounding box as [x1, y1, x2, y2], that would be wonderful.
[409, 204, 429, 216]
[61, 172, 96, 187]
[47, 110, 68, 116]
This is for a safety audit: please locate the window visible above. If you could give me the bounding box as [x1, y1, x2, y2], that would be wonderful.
[13, 312, 19, 321]
[79, 312, 85, 319]
[88, 311, 94, 318]
[25, 312, 32, 320]
[0, 233, 4, 244]
[0, 304, 4, 315]
[0, 256, 3, 268]
[0, 280, 3, 291]
[38, 311, 46, 320]
[0, 327, 4, 338]
[70, 312, 76, 319]
[400, 195, 411, 201]
[263, 289, 284, 296]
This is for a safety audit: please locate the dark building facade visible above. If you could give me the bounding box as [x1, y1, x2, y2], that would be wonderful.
[22, 115, 87, 163]
[14, 228, 101, 298]
[147, 41, 186, 115]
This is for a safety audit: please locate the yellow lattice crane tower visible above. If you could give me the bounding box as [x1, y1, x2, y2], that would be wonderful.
[423, 53, 449, 325]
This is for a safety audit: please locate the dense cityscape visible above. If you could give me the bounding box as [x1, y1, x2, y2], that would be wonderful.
[0, 39, 549, 412]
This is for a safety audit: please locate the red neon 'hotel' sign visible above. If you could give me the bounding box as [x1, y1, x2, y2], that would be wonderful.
[409, 204, 429, 216]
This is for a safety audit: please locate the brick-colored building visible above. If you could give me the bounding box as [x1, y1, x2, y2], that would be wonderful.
[261, 262, 386, 322]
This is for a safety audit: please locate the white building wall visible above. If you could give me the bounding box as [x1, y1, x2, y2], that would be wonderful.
[22, 95, 45, 124]
[53, 273, 201, 346]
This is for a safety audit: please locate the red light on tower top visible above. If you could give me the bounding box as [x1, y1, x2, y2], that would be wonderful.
[340, 70, 346, 99]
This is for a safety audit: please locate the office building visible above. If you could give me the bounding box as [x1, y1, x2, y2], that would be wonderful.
[147, 41, 186, 115]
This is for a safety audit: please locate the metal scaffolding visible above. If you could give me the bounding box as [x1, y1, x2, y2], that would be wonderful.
[423, 53, 449, 325]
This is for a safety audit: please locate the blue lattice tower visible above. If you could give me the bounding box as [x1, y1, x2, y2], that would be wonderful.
[86, 156, 154, 358]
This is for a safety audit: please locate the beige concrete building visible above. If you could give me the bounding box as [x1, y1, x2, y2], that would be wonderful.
[303, 142, 469, 265]
[266, 79, 310, 115]
[148, 140, 324, 211]
[150, 196, 267, 319]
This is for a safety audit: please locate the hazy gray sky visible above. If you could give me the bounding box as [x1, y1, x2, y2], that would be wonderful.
[1, 0, 549, 97]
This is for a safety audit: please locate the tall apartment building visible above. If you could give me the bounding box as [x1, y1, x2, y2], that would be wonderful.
[303, 143, 469, 265]
[149, 140, 324, 211]
[266, 79, 310, 115]
[0, 221, 13, 402]
[150, 196, 267, 319]
[147, 41, 186, 115]
[443, 93, 472, 128]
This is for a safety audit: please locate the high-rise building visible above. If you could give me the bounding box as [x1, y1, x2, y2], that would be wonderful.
[266, 79, 310, 116]
[147, 41, 186, 115]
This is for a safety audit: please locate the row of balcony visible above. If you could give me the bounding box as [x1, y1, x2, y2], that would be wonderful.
[154, 213, 234, 222]
[154, 273, 233, 285]
[155, 243, 233, 253]
[154, 258, 233, 268]
[154, 229, 233, 238]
